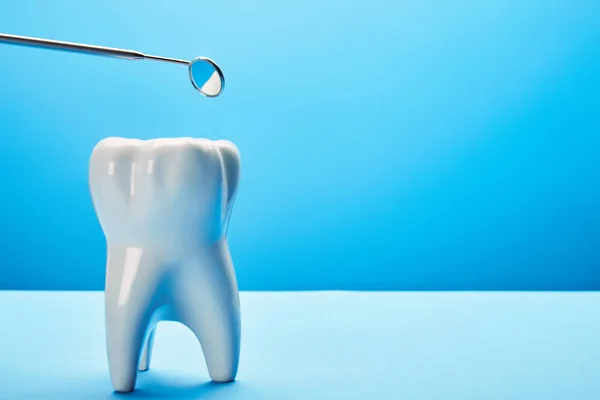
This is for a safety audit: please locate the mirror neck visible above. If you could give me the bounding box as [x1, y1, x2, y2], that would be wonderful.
[144, 54, 190, 65]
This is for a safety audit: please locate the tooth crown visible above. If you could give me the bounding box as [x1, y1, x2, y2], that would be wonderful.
[89, 137, 240, 248]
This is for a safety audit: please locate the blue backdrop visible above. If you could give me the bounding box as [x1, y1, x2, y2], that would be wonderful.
[0, 0, 599, 290]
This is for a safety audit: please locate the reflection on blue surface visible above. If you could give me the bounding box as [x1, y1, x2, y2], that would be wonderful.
[0, 0, 599, 290]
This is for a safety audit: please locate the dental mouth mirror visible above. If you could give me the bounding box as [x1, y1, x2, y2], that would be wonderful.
[0, 33, 225, 97]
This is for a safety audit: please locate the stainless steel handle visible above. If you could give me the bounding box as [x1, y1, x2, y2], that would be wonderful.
[0, 33, 189, 65]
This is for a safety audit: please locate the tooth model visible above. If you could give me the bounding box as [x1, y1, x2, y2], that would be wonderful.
[89, 137, 241, 393]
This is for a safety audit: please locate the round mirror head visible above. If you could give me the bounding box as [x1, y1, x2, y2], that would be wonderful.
[189, 57, 225, 97]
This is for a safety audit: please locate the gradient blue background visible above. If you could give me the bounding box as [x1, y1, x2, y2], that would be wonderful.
[0, 0, 598, 290]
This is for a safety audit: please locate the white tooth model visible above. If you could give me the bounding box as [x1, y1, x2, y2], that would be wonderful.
[89, 137, 241, 393]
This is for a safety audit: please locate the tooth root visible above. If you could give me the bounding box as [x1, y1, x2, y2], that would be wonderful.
[105, 301, 146, 392]
[174, 242, 241, 382]
[104, 246, 163, 392]
[139, 327, 157, 372]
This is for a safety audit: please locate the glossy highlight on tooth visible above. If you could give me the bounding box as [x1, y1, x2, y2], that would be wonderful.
[89, 137, 241, 393]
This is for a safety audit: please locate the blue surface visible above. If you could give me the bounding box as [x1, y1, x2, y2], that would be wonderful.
[0, 291, 598, 399]
[1, 1, 600, 291]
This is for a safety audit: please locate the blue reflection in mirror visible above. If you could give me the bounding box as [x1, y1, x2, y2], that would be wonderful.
[189, 58, 224, 97]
